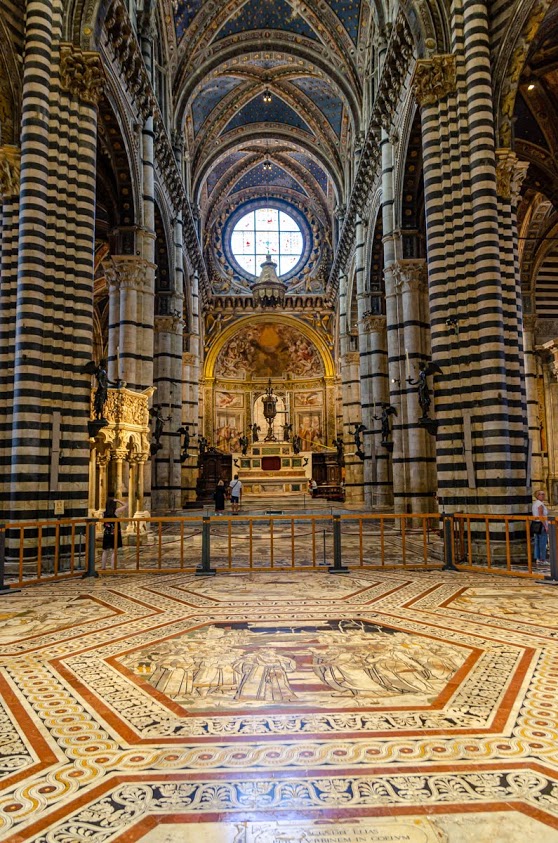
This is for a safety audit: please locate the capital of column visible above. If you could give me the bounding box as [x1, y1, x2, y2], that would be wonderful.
[0, 145, 20, 198]
[59, 45, 105, 106]
[155, 315, 183, 335]
[540, 339, 558, 379]
[340, 351, 360, 366]
[495, 149, 530, 204]
[182, 351, 198, 367]
[411, 54, 456, 106]
[522, 314, 537, 333]
[111, 256, 156, 291]
[387, 259, 427, 293]
[362, 313, 387, 334]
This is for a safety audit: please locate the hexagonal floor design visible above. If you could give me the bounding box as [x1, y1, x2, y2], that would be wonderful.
[1, 570, 558, 841]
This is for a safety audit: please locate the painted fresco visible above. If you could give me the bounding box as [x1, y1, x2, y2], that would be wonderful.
[215, 413, 243, 452]
[215, 390, 244, 409]
[295, 390, 323, 407]
[296, 411, 324, 451]
[215, 323, 324, 380]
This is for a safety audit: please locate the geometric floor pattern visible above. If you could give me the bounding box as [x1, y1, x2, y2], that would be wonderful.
[2, 570, 558, 841]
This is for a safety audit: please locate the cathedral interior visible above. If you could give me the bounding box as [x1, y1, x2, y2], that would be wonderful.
[3, 0, 558, 839]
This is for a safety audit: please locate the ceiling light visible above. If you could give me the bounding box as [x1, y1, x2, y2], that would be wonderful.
[263, 154, 273, 171]
[262, 89, 272, 103]
[527, 83, 535, 90]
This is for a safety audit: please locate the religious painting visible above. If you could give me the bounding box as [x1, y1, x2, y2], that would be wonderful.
[296, 411, 323, 451]
[215, 412, 243, 453]
[215, 322, 324, 379]
[119, 619, 466, 711]
[295, 390, 323, 407]
[215, 390, 244, 409]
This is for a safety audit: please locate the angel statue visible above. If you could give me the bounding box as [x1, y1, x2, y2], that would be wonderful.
[352, 423, 367, 453]
[150, 405, 171, 446]
[83, 359, 113, 421]
[407, 360, 443, 419]
[380, 404, 397, 443]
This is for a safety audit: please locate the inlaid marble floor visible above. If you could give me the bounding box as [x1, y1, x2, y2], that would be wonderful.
[2, 569, 558, 841]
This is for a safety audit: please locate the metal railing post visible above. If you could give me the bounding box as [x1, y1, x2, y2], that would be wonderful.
[329, 514, 349, 574]
[442, 514, 459, 571]
[82, 520, 99, 579]
[197, 516, 216, 576]
[543, 516, 558, 585]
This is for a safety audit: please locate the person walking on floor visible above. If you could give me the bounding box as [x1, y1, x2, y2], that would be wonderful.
[229, 474, 242, 514]
[532, 489, 549, 564]
[101, 497, 127, 570]
[214, 479, 227, 515]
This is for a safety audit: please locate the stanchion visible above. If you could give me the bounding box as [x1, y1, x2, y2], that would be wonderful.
[0, 522, 19, 594]
[329, 514, 349, 574]
[542, 516, 558, 586]
[197, 516, 216, 576]
[442, 515, 459, 571]
[82, 519, 99, 579]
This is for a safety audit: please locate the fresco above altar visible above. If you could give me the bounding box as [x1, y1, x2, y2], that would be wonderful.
[214, 323, 324, 380]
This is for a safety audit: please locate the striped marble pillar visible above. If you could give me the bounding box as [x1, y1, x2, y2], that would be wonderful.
[413, 34, 529, 515]
[111, 256, 156, 391]
[181, 350, 199, 504]
[361, 314, 392, 507]
[152, 315, 183, 512]
[0, 145, 20, 518]
[523, 316, 543, 492]
[355, 216, 374, 506]
[340, 350, 364, 502]
[395, 259, 436, 513]
[381, 131, 406, 511]
[10, 9, 103, 521]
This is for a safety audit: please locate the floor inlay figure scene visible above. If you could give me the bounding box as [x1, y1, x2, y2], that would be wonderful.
[1, 570, 558, 841]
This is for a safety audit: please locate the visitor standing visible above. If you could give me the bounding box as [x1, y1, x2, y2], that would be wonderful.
[214, 479, 226, 515]
[101, 497, 127, 570]
[532, 489, 549, 564]
[229, 474, 242, 514]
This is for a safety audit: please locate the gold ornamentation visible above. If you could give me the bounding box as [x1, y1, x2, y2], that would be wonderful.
[0, 145, 20, 198]
[411, 54, 457, 106]
[495, 149, 530, 204]
[154, 315, 183, 335]
[59, 45, 105, 106]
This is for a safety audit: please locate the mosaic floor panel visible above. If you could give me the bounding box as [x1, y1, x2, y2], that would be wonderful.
[1, 570, 558, 841]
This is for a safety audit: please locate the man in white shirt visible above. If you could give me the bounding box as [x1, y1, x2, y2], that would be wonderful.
[229, 474, 242, 514]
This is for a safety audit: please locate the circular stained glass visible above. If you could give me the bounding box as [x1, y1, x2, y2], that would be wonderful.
[230, 207, 304, 278]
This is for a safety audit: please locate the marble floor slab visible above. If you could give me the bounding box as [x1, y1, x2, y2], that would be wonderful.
[1, 569, 558, 841]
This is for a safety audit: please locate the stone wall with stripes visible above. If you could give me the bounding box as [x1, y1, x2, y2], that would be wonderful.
[411, 0, 529, 515]
[1, 0, 102, 522]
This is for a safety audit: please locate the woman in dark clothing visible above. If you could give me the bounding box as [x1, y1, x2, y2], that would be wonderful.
[101, 497, 127, 570]
[214, 480, 226, 515]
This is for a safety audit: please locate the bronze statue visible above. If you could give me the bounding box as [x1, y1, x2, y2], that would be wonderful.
[178, 425, 192, 462]
[333, 435, 345, 467]
[93, 360, 110, 420]
[150, 404, 169, 446]
[292, 434, 302, 454]
[251, 423, 261, 443]
[239, 434, 249, 455]
[282, 422, 292, 442]
[380, 404, 397, 443]
[407, 360, 443, 419]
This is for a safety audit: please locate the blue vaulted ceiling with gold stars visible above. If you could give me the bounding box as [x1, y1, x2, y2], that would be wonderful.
[172, 0, 371, 295]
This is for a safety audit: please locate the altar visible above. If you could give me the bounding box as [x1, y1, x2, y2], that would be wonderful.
[232, 444, 312, 495]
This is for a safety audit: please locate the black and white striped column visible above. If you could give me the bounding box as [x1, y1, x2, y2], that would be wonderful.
[413, 23, 529, 515]
[9, 3, 102, 521]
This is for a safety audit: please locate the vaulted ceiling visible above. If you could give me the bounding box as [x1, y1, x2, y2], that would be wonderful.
[172, 0, 373, 248]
